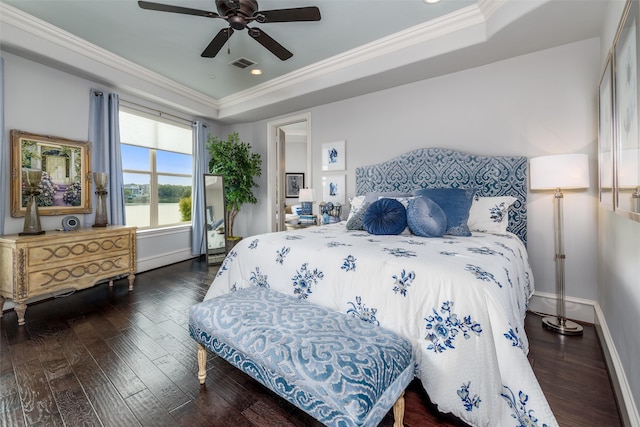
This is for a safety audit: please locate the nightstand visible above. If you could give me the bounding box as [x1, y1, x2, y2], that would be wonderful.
[286, 214, 318, 230]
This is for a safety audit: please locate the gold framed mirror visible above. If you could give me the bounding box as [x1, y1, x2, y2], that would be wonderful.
[11, 130, 92, 217]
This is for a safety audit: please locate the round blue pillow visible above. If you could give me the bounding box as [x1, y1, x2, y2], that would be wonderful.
[363, 198, 407, 235]
[406, 196, 447, 237]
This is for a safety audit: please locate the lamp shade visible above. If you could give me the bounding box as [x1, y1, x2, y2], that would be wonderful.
[298, 188, 315, 202]
[530, 154, 590, 190]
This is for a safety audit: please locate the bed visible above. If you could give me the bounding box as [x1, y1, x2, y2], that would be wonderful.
[204, 148, 557, 427]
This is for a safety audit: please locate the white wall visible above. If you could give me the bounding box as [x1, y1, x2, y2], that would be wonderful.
[1, 30, 604, 316]
[0, 52, 217, 281]
[231, 38, 601, 304]
[0, 0, 604, 314]
[597, 0, 640, 422]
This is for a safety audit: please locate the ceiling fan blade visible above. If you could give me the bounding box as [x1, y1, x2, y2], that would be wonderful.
[247, 27, 293, 61]
[138, 1, 220, 18]
[201, 28, 234, 58]
[257, 6, 321, 23]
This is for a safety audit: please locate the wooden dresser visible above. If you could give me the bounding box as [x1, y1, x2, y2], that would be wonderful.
[0, 225, 136, 325]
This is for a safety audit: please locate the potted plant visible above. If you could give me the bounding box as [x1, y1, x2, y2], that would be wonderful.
[206, 132, 262, 247]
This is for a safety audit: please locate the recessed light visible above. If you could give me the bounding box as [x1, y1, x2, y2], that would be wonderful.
[424, 0, 440, 3]
[251, 69, 263, 75]
[208, 75, 216, 79]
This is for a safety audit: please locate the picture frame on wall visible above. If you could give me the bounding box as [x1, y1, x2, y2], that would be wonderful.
[321, 140, 346, 171]
[322, 175, 345, 205]
[10, 130, 92, 217]
[285, 173, 304, 198]
[598, 52, 614, 210]
[613, 0, 640, 220]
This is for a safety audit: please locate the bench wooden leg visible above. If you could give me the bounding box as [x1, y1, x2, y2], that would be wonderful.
[197, 343, 207, 384]
[393, 391, 405, 427]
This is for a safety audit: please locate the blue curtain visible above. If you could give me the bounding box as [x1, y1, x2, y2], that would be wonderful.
[0, 57, 5, 236]
[88, 90, 126, 225]
[192, 121, 209, 256]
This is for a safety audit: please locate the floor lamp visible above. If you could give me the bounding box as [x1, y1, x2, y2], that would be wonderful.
[530, 154, 589, 336]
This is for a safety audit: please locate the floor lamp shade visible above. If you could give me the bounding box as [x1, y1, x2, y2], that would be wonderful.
[530, 154, 590, 190]
[530, 153, 589, 335]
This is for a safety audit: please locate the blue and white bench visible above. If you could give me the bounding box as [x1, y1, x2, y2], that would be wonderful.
[189, 287, 415, 427]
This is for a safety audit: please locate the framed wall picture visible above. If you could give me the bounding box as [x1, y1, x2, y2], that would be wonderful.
[285, 173, 304, 198]
[613, 0, 640, 221]
[598, 52, 614, 210]
[10, 130, 92, 217]
[322, 175, 345, 205]
[321, 140, 346, 171]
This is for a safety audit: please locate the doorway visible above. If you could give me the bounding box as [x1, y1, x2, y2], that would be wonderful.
[266, 113, 311, 232]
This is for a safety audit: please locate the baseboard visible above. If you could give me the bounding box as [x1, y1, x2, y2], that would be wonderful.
[529, 291, 596, 323]
[136, 248, 195, 273]
[594, 304, 640, 427]
[529, 292, 639, 426]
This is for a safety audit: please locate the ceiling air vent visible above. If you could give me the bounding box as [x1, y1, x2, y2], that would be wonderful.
[230, 57, 257, 69]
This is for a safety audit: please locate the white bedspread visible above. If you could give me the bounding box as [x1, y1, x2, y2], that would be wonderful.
[205, 223, 557, 427]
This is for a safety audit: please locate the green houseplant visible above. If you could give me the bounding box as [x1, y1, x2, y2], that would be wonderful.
[206, 132, 262, 241]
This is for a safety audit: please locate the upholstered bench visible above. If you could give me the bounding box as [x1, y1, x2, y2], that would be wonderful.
[189, 287, 415, 427]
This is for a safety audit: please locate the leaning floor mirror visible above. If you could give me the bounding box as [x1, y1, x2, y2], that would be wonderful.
[203, 174, 227, 265]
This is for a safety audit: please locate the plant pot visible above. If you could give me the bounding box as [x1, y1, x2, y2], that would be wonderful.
[226, 236, 242, 253]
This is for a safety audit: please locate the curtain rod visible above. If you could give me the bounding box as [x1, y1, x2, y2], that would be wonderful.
[94, 91, 206, 128]
[120, 98, 192, 127]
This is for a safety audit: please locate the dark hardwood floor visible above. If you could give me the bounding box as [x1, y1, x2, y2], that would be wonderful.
[1, 258, 622, 426]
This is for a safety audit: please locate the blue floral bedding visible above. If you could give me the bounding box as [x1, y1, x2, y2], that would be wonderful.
[204, 223, 557, 427]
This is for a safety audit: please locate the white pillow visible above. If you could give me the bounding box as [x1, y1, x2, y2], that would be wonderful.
[380, 196, 414, 207]
[347, 196, 366, 221]
[467, 196, 517, 233]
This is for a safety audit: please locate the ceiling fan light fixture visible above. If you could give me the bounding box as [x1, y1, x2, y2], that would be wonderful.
[228, 15, 247, 30]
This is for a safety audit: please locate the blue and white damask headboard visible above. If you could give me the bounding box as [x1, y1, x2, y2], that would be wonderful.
[355, 148, 528, 244]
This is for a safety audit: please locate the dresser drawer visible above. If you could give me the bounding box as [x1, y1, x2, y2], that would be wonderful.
[26, 232, 132, 268]
[28, 252, 132, 294]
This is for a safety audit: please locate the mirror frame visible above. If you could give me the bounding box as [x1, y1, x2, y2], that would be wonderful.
[203, 174, 227, 265]
[10, 129, 92, 217]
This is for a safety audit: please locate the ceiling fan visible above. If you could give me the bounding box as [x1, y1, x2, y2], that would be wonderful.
[138, 0, 321, 61]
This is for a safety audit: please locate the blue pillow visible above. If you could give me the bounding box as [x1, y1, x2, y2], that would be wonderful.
[362, 198, 407, 235]
[406, 196, 447, 237]
[413, 188, 476, 236]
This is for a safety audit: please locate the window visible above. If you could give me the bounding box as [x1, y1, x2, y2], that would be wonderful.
[119, 107, 193, 229]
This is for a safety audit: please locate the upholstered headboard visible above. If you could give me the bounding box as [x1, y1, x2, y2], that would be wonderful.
[355, 148, 528, 244]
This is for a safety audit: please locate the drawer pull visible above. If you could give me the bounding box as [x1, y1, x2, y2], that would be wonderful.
[39, 259, 124, 288]
[41, 237, 126, 260]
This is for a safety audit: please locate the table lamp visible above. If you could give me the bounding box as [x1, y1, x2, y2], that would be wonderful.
[298, 188, 315, 215]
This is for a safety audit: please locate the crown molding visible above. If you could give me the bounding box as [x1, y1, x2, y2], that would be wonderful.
[477, 0, 509, 20]
[0, 2, 219, 111]
[218, 2, 489, 110]
[1, 0, 538, 122]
